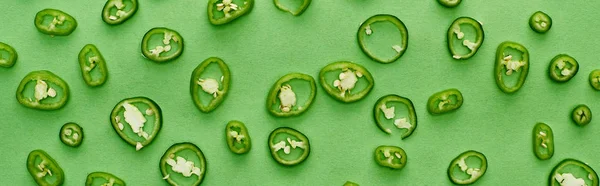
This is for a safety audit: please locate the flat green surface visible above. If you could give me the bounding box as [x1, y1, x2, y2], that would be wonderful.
[2, 0, 600, 185]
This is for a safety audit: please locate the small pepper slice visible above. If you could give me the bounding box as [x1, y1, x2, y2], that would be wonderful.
[160, 142, 207, 186]
[572, 104, 592, 126]
[102, 0, 139, 25]
[374, 145, 407, 169]
[494, 41, 530, 93]
[548, 54, 578, 83]
[373, 94, 417, 139]
[590, 70, 600, 90]
[190, 57, 231, 113]
[141, 27, 184, 63]
[532, 123, 554, 160]
[26, 150, 65, 186]
[0, 42, 17, 68]
[226, 120, 251, 154]
[86, 172, 126, 186]
[447, 17, 484, 60]
[16, 70, 70, 110]
[268, 127, 310, 166]
[110, 97, 162, 151]
[207, 0, 254, 25]
[447, 150, 487, 185]
[319, 61, 374, 103]
[529, 11, 552, 33]
[438, 0, 461, 8]
[273, 0, 311, 16]
[60, 122, 84, 147]
[427, 88, 463, 115]
[34, 9, 77, 36]
[266, 73, 317, 117]
[357, 14, 408, 64]
[343, 181, 359, 186]
[549, 159, 599, 186]
[78, 44, 108, 87]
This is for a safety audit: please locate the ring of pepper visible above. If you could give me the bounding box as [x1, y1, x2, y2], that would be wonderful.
[34, 9, 77, 36]
[373, 94, 417, 139]
[266, 72, 316, 117]
[102, 0, 139, 25]
[27, 149, 64, 186]
[226, 120, 252, 154]
[549, 159, 598, 186]
[319, 61, 374, 103]
[548, 54, 578, 83]
[16, 70, 70, 110]
[110, 97, 162, 151]
[357, 14, 409, 64]
[141, 27, 184, 63]
[60, 122, 84, 147]
[85, 172, 126, 186]
[374, 145, 407, 169]
[494, 41, 530, 93]
[447, 150, 487, 185]
[159, 142, 207, 186]
[447, 17, 484, 60]
[0, 42, 17, 68]
[190, 57, 231, 113]
[427, 88, 463, 115]
[532, 122, 554, 160]
[268, 127, 310, 166]
[78, 44, 109, 87]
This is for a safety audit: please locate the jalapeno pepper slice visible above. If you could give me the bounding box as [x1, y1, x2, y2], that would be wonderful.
[141, 27, 184, 63]
[572, 104, 592, 126]
[374, 145, 407, 169]
[590, 70, 600, 91]
[373, 95, 417, 139]
[529, 11, 552, 33]
[549, 54, 578, 83]
[160, 142, 206, 186]
[0, 42, 17, 68]
[207, 0, 254, 25]
[319, 61, 374, 103]
[102, 0, 138, 25]
[343, 181, 359, 186]
[549, 159, 599, 186]
[268, 127, 310, 166]
[438, 0, 461, 8]
[110, 97, 162, 151]
[447, 150, 487, 185]
[59, 122, 83, 147]
[78, 44, 108, 87]
[16, 70, 70, 110]
[532, 123, 554, 160]
[34, 9, 77, 36]
[494, 41, 529, 93]
[357, 14, 408, 64]
[86, 172, 126, 186]
[447, 17, 484, 60]
[273, 0, 311, 16]
[267, 73, 316, 117]
[226, 120, 251, 154]
[427, 88, 463, 115]
[27, 150, 64, 186]
[190, 57, 231, 113]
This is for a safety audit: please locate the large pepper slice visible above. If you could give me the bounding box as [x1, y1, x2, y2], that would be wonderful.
[268, 127, 310, 166]
[357, 14, 408, 64]
[160, 142, 207, 186]
[190, 57, 231, 113]
[494, 41, 529, 93]
[207, 0, 254, 25]
[447, 150, 487, 185]
[532, 122, 554, 160]
[447, 17, 484, 60]
[102, 0, 139, 25]
[266, 73, 316, 117]
[0, 42, 17, 68]
[34, 9, 77, 36]
[427, 88, 463, 115]
[374, 145, 407, 169]
[26, 150, 64, 186]
[141, 27, 184, 63]
[78, 44, 108, 87]
[319, 61, 374, 103]
[226, 120, 252, 154]
[85, 172, 126, 186]
[16, 70, 70, 110]
[549, 159, 598, 186]
[110, 97, 162, 151]
[373, 94, 417, 139]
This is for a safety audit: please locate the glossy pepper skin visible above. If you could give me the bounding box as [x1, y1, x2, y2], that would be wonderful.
[447, 17, 484, 60]
[374, 145, 407, 169]
[529, 11, 552, 33]
[26, 150, 65, 186]
[427, 88, 463, 115]
[494, 41, 529, 93]
[268, 127, 310, 166]
[141, 27, 184, 63]
[16, 70, 70, 110]
[373, 94, 417, 139]
[226, 120, 252, 154]
[447, 150, 487, 185]
[190, 57, 231, 113]
[548, 54, 578, 83]
[319, 61, 374, 103]
[532, 123, 553, 160]
[572, 104, 592, 126]
[159, 142, 207, 186]
[357, 14, 408, 64]
[109, 97, 162, 151]
[102, 0, 139, 25]
[78, 44, 108, 87]
[59, 122, 84, 147]
[266, 73, 316, 117]
[34, 9, 77, 36]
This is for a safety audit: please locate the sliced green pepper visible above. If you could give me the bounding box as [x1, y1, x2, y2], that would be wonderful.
[60, 122, 83, 147]
[268, 127, 310, 166]
[589, 69, 600, 90]
[110, 97, 162, 151]
[27, 150, 64, 186]
[374, 145, 407, 169]
[141, 27, 184, 63]
[447, 150, 487, 185]
[86, 172, 126, 186]
[549, 54, 578, 83]
[273, 0, 311, 16]
[447, 17, 484, 60]
[373, 94, 417, 139]
[78, 44, 108, 87]
[319, 61, 374, 103]
[427, 88, 463, 115]
[357, 14, 408, 64]
[494, 41, 530, 93]
[438, 0, 461, 8]
[190, 57, 230, 113]
[549, 159, 598, 186]
[343, 181, 359, 186]
[529, 11, 552, 33]
[266, 73, 316, 117]
[160, 142, 206, 186]
[0, 42, 17, 68]
[226, 120, 251, 154]
[102, 0, 138, 25]
[572, 104, 592, 126]
[207, 0, 254, 25]
[16, 70, 70, 110]
[34, 9, 77, 36]
[532, 123, 554, 160]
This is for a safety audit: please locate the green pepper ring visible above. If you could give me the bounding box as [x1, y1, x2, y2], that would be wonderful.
[34, 9, 78, 36]
[110, 97, 162, 151]
[60, 122, 84, 147]
[226, 120, 252, 154]
[141, 27, 184, 63]
[160, 142, 207, 186]
[447, 150, 487, 185]
[319, 61, 374, 103]
[447, 17, 484, 60]
[78, 44, 109, 87]
[207, 0, 255, 25]
[548, 54, 579, 83]
[268, 127, 310, 166]
[572, 104, 592, 126]
[102, 0, 139, 25]
[437, 0, 462, 8]
[16, 70, 70, 110]
[85, 172, 126, 186]
[427, 88, 463, 115]
[589, 69, 600, 90]
[266, 73, 317, 117]
[343, 181, 359, 186]
[273, 0, 311, 16]
[27, 149, 65, 186]
[190, 57, 231, 113]
[529, 11, 552, 33]
[494, 41, 530, 93]
[532, 122, 554, 160]
[373, 94, 417, 139]
[549, 159, 599, 186]
[374, 145, 407, 169]
[0, 42, 17, 68]
[357, 14, 409, 64]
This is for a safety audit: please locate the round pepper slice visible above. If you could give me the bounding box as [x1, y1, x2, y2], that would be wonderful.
[529, 11, 552, 33]
[373, 94, 417, 139]
[357, 14, 408, 64]
[494, 41, 530, 93]
[273, 0, 311, 16]
[374, 145, 407, 169]
[207, 0, 254, 25]
[549, 54, 578, 83]
[319, 61, 374, 103]
[572, 104, 592, 126]
[78, 44, 109, 87]
[447, 150, 487, 185]
[86, 172, 126, 186]
[34, 9, 77, 36]
[549, 159, 598, 186]
[268, 127, 310, 166]
[102, 0, 139, 25]
[532, 122, 554, 160]
[266, 73, 317, 117]
[438, 0, 461, 8]
[0, 42, 17, 68]
[141, 27, 184, 63]
[26, 149, 64, 186]
[110, 97, 162, 151]
[226, 120, 252, 154]
[190, 57, 231, 113]
[590, 70, 600, 90]
[447, 17, 484, 60]
[160, 142, 207, 186]
[16, 70, 70, 110]
[427, 88, 463, 115]
[60, 122, 84, 147]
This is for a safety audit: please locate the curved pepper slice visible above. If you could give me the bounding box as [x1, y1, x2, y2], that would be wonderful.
[438, 0, 461, 8]
[34, 9, 77, 36]
[78, 44, 108, 87]
[494, 41, 529, 93]
[590, 70, 600, 90]
[549, 54, 578, 83]
[27, 150, 64, 186]
[319, 61, 374, 103]
[86, 172, 126, 186]
[549, 159, 598, 186]
[60, 122, 84, 147]
[110, 97, 162, 151]
[207, 0, 254, 25]
[572, 104, 592, 126]
[141, 27, 184, 63]
[373, 94, 417, 139]
[447, 17, 484, 60]
[529, 11, 552, 33]
[268, 127, 310, 166]
[266, 73, 317, 117]
[447, 150, 487, 185]
[357, 14, 408, 64]
[427, 88, 463, 115]
[532, 123, 554, 160]
[273, 0, 311, 16]
[160, 142, 206, 186]
[190, 57, 230, 113]
[374, 145, 407, 169]
[0, 42, 17, 68]
[226, 120, 252, 154]
[102, 0, 139, 25]
[16, 70, 70, 110]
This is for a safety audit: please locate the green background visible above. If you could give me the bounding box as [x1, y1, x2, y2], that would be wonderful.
[2, 0, 600, 185]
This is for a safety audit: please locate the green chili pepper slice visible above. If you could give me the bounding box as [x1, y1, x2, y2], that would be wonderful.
[78, 44, 108, 87]
[273, 0, 311, 16]
[373, 94, 417, 139]
[437, 0, 461, 8]
[207, 0, 254, 25]
[16, 70, 70, 110]
[357, 14, 408, 64]
[141, 27, 184, 63]
[427, 88, 463, 115]
[572, 104, 592, 126]
[34, 9, 77, 36]
[532, 123, 554, 160]
[343, 181, 359, 186]
[85, 172, 126, 186]
[589, 70, 600, 91]
[529, 11, 552, 33]
[494, 41, 530, 93]
[27, 150, 64, 186]
[0, 42, 17, 68]
[447, 150, 487, 185]
[268, 127, 310, 166]
[110, 97, 162, 151]
[374, 145, 407, 169]
[59, 122, 83, 147]
[548, 54, 578, 83]
[102, 0, 138, 25]
[319, 61, 374, 103]
[447, 17, 484, 60]
[226, 120, 251, 154]
[160, 142, 206, 186]
[549, 159, 599, 186]
[190, 57, 231, 113]
[266, 73, 317, 117]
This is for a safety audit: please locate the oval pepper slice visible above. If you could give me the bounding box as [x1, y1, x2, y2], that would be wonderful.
[141, 27, 184, 63]
[549, 159, 598, 186]
[226, 120, 252, 154]
[60, 122, 84, 147]
[16, 70, 70, 110]
[102, 0, 139, 25]
[438, 0, 461, 8]
[78, 44, 109, 87]
[572, 104, 592, 126]
[529, 11, 552, 33]
[190, 57, 231, 113]
[86, 172, 126, 186]
[160, 142, 207, 186]
[549, 54, 578, 83]
[110, 97, 162, 151]
[266, 73, 317, 117]
[494, 41, 529, 93]
[268, 127, 310, 166]
[374, 145, 407, 169]
[319, 61, 374, 103]
[447, 150, 487, 185]
[532, 123, 554, 160]
[27, 150, 64, 186]
[207, 0, 254, 25]
[0, 42, 17, 68]
[590, 70, 600, 91]
[373, 94, 417, 139]
[447, 17, 484, 60]
[274, 0, 311, 16]
[427, 88, 463, 115]
[34, 9, 77, 36]
[357, 14, 408, 64]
